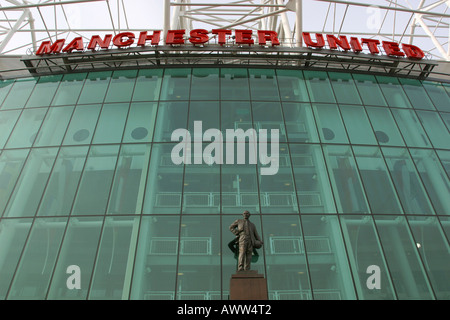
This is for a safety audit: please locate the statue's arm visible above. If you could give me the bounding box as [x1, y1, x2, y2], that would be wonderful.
[229, 220, 239, 236]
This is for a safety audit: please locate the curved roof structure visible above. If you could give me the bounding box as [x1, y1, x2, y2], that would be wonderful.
[0, 0, 448, 61]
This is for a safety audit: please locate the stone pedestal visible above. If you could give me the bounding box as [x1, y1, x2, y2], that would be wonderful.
[229, 270, 268, 300]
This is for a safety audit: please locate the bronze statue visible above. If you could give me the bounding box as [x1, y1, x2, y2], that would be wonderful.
[229, 210, 263, 271]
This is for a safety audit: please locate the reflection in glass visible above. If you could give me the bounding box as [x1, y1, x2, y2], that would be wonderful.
[1, 78, 36, 110]
[0, 218, 33, 299]
[77, 71, 112, 104]
[422, 81, 450, 112]
[123, 102, 157, 143]
[399, 78, 435, 110]
[51, 73, 86, 106]
[282, 103, 319, 143]
[160, 68, 191, 100]
[143, 143, 184, 214]
[104, 69, 138, 103]
[313, 104, 348, 144]
[0, 110, 21, 148]
[262, 215, 311, 300]
[72, 145, 120, 215]
[410, 149, 450, 215]
[391, 109, 431, 148]
[352, 74, 387, 106]
[131, 216, 179, 299]
[353, 146, 403, 214]
[7, 217, 67, 300]
[407, 216, 450, 299]
[34, 106, 74, 147]
[415, 110, 450, 149]
[302, 215, 356, 299]
[276, 69, 309, 102]
[47, 216, 104, 300]
[3, 147, 58, 218]
[376, 76, 412, 108]
[340, 215, 396, 299]
[190, 68, 219, 100]
[382, 147, 435, 215]
[63, 104, 102, 145]
[290, 144, 336, 213]
[374, 215, 434, 299]
[107, 144, 151, 215]
[365, 106, 405, 146]
[328, 72, 362, 105]
[6, 108, 47, 148]
[132, 69, 163, 101]
[249, 69, 280, 101]
[322, 145, 369, 214]
[37, 146, 89, 216]
[304, 71, 336, 103]
[339, 105, 377, 145]
[89, 216, 140, 299]
[92, 103, 129, 144]
[26, 75, 62, 108]
[177, 215, 221, 299]
[220, 68, 250, 100]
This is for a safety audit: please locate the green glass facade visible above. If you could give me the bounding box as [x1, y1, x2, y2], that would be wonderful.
[0, 67, 449, 300]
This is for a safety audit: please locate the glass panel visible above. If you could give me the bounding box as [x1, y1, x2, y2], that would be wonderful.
[382, 147, 435, 215]
[312, 104, 349, 144]
[6, 108, 47, 148]
[304, 70, 336, 103]
[47, 216, 104, 300]
[160, 68, 191, 100]
[72, 145, 120, 215]
[436, 149, 450, 179]
[438, 216, 450, 242]
[77, 71, 112, 104]
[352, 74, 387, 107]
[440, 112, 450, 132]
[177, 215, 221, 300]
[34, 105, 74, 147]
[252, 101, 285, 142]
[290, 144, 336, 213]
[7, 217, 67, 300]
[376, 76, 411, 108]
[353, 146, 403, 214]
[89, 216, 140, 299]
[339, 105, 377, 145]
[190, 68, 219, 100]
[339, 215, 396, 300]
[188, 101, 219, 135]
[407, 216, 450, 299]
[130, 215, 179, 300]
[1, 78, 36, 110]
[51, 73, 87, 106]
[373, 215, 434, 300]
[415, 110, 450, 149]
[258, 144, 298, 214]
[302, 215, 356, 299]
[220, 68, 250, 100]
[37, 146, 89, 217]
[0, 218, 33, 299]
[123, 102, 157, 143]
[0, 149, 29, 216]
[221, 100, 252, 133]
[92, 103, 129, 144]
[276, 69, 309, 102]
[410, 148, 450, 215]
[132, 69, 163, 101]
[221, 162, 260, 214]
[153, 101, 188, 142]
[3, 147, 58, 218]
[104, 69, 137, 103]
[322, 145, 370, 214]
[248, 69, 280, 101]
[143, 143, 184, 214]
[0, 79, 14, 108]
[107, 144, 151, 215]
[262, 215, 311, 300]
[0, 110, 21, 148]
[182, 164, 220, 214]
[398, 78, 435, 110]
[422, 81, 450, 112]
[25, 75, 62, 108]
[63, 104, 102, 145]
[282, 103, 319, 143]
[391, 109, 431, 148]
[365, 106, 405, 146]
[328, 72, 362, 105]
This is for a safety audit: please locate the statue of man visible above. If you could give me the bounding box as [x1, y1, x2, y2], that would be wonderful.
[229, 210, 263, 271]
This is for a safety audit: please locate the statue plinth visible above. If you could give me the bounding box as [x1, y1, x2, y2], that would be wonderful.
[229, 270, 268, 300]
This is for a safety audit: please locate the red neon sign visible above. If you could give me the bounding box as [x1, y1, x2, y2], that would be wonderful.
[35, 29, 425, 60]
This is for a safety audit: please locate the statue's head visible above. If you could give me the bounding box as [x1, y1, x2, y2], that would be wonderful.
[243, 210, 251, 219]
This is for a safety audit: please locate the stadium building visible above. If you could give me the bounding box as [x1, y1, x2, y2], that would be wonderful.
[0, 0, 449, 300]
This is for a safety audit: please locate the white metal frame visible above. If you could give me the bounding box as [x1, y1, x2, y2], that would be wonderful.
[0, 0, 448, 61]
